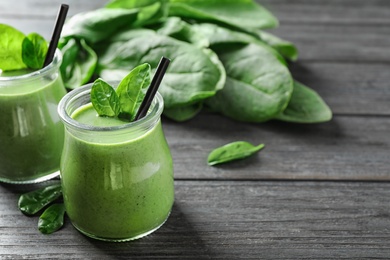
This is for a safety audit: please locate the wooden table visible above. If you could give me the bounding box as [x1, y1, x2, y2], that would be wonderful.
[1, 0, 390, 258]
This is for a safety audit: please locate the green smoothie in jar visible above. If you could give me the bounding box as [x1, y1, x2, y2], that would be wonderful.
[58, 65, 174, 241]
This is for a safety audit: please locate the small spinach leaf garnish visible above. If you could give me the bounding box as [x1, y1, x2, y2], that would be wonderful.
[208, 141, 265, 166]
[91, 78, 121, 117]
[0, 24, 27, 71]
[22, 33, 48, 69]
[38, 203, 66, 234]
[90, 63, 151, 121]
[0, 24, 48, 71]
[116, 63, 151, 121]
[18, 184, 62, 215]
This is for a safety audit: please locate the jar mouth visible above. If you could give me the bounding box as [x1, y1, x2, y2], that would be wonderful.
[58, 81, 164, 132]
[0, 49, 62, 82]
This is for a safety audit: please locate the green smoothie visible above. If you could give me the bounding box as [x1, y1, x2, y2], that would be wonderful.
[61, 103, 174, 240]
[0, 71, 66, 183]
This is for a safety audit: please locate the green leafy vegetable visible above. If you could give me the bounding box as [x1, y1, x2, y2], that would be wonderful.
[155, 17, 209, 48]
[59, 38, 97, 89]
[163, 102, 203, 121]
[38, 203, 66, 234]
[106, 0, 169, 27]
[0, 24, 27, 71]
[21, 33, 48, 69]
[58, 0, 332, 124]
[208, 141, 265, 166]
[116, 63, 151, 120]
[91, 78, 121, 117]
[169, 0, 278, 31]
[18, 184, 62, 215]
[61, 8, 139, 43]
[258, 31, 298, 61]
[275, 81, 332, 123]
[97, 33, 226, 109]
[206, 43, 293, 122]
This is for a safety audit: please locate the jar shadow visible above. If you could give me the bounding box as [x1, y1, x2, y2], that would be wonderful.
[83, 202, 215, 259]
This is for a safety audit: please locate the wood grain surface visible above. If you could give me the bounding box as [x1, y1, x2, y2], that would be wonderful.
[1, 0, 390, 258]
[2, 181, 390, 259]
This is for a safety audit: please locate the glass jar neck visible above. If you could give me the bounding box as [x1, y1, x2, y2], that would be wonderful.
[58, 82, 164, 144]
[0, 49, 62, 85]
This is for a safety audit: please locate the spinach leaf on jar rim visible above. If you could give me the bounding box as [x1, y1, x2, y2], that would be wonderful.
[91, 78, 121, 117]
[22, 33, 48, 70]
[0, 24, 27, 71]
[116, 63, 151, 121]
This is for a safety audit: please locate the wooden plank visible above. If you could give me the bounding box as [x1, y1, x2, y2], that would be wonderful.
[1, 181, 390, 258]
[289, 62, 390, 115]
[260, 0, 390, 25]
[1, 0, 389, 26]
[0, 0, 107, 19]
[272, 24, 390, 63]
[163, 114, 390, 181]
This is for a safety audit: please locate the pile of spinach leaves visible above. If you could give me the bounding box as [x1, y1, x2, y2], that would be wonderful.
[59, 0, 331, 123]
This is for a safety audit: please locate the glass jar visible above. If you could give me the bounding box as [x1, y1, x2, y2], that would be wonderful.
[58, 82, 174, 242]
[0, 50, 66, 183]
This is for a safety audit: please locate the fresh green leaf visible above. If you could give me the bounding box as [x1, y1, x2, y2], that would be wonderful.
[0, 24, 27, 71]
[206, 43, 293, 122]
[193, 23, 260, 46]
[208, 141, 265, 166]
[59, 38, 97, 89]
[275, 81, 332, 123]
[91, 78, 121, 117]
[106, 0, 169, 27]
[61, 8, 139, 43]
[193, 23, 288, 66]
[155, 17, 209, 48]
[116, 63, 151, 121]
[163, 102, 203, 122]
[38, 203, 66, 234]
[97, 33, 226, 109]
[18, 184, 62, 215]
[21, 33, 48, 69]
[169, 0, 278, 31]
[258, 31, 298, 61]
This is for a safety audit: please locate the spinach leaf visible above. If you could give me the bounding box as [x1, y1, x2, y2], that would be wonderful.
[154, 17, 209, 48]
[258, 31, 298, 61]
[61, 8, 139, 43]
[116, 63, 151, 121]
[18, 184, 62, 215]
[97, 33, 226, 109]
[21, 33, 48, 69]
[275, 81, 332, 123]
[38, 203, 66, 234]
[169, 0, 278, 31]
[106, 0, 169, 27]
[208, 141, 265, 166]
[163, 102, 203, 122]
[0, 24, 27, 71]
[59, 38, 97, 89]
[91, 78, 121, 117]
[194, 23, 288, 66]
[206, 43, 293, 122]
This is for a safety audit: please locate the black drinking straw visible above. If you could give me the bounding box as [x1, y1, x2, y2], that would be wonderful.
[43, 4, 69, 67]
[135, 57, 171, 121]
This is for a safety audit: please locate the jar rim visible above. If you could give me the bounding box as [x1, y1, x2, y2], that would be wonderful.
[0, 49, 62, 83]
[58, 81, 164, 132]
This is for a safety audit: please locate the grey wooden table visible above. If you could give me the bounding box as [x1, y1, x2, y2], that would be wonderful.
[1, 0, 390, 258]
